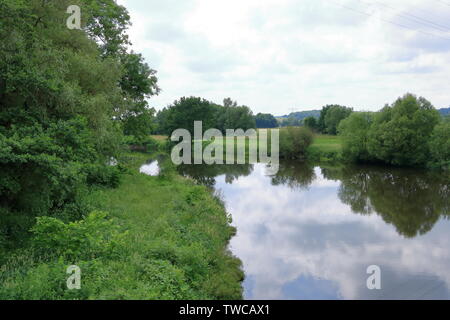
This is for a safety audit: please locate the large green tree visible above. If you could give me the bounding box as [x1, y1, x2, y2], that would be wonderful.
[0, 0, 159, 245]
[255, 113, 278, 128]
[161, 97, 217, 135]
[367, 94, 440, 166]
[323, 105, 353, 135]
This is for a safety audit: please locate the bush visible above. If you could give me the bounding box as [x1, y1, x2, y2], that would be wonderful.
[123, 135, 163, 153]
[279, 127, 314, 159]
[84, 164, 121, 188]
[144, 137, 162, 153]
[31, 211, 127, 261]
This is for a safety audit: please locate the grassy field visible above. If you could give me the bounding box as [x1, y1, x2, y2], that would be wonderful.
[309, 134, 343, 153]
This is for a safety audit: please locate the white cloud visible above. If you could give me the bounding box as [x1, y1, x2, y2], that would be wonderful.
[117, 0, 450, 114]
[216, 163, 450, 299]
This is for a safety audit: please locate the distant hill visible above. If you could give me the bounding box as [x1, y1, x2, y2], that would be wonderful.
[275, 107, 449, 120]
[439, 107, 450, 117]
[277, 110, 321, 121]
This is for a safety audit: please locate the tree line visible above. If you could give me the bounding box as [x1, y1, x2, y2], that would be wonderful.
[155, 97, 256, 135]
[338, 93, 449, 169]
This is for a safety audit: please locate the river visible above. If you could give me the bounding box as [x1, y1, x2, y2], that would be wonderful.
[143, 159, 450, 299]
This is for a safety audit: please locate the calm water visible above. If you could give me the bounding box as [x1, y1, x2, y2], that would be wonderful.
[176, 161, 450, 300]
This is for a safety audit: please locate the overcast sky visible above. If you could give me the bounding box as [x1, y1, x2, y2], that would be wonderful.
[117, 0, 450, 115]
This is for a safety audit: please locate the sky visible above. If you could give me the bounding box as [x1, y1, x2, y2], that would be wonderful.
[116, 0, 450, 115]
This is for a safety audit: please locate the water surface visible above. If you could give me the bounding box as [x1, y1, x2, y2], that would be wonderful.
[178, 162, 450, 300]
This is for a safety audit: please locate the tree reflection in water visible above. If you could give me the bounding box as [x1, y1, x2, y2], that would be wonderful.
[321, 165, 450, 238]
[177, 163, 254, 188]
[179, 160, 450, 238]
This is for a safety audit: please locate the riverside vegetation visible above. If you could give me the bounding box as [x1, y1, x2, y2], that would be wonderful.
[0, 0, 242, 299]
[1, 0, 449, 301]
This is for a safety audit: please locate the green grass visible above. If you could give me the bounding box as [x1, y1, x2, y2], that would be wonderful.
[309, 134, 343, 153]
[0, 152, 243, 300]
[306, 134, 343, 163]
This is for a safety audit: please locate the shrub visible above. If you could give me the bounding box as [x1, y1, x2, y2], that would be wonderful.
[123, 135, 163, 153]
[279, 127, 314, 159]
[144, 137, 161, 153]
[31, 211, 127, 261]
[84, 164, 121, 188]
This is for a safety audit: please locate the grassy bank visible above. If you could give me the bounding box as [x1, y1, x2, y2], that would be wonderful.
[306, 134, 343, 163]
[0, 152, 243, 300]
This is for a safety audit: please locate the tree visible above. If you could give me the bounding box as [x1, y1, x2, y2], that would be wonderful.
[118, 52, 160, 141]
[215, 99, 256, 132]
[324, 105, 353, 135]
[223, 97, 238, 108]
[303, 116, 318, 131]
[255, 113, 278, 128]
[338, 112, 374, 162]
[367, 93, 440, 166]
[0, 0, 157, 243]
[163, 97, 217, 135]
[318, 105, 333, 133]
[84, 0, 132, 57]
[429, 119, 450, 169]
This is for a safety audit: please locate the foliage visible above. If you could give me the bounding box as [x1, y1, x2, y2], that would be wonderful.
[338, 94, 445, 168]
[31, 211, 126, 261]
[323, 105, 353, 135]
[303, 116, 319, 131]
[119, 52, 160, 141]
[317, 105, 352, 134]
[255, 113, 278, 128]
[84, 164, 121, 188]
[214, 99, 256, 133]
[338, 112, 374, 162]
[279, 127, 314, 159]
[157, 97, 216, 135]
[429, 120, 450, 169]
[156, 97, 256, 135]
[0, 154, 244, 300]
[367, 94, 440, 166]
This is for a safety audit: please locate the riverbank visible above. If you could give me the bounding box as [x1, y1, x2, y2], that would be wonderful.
[0, 152, 243, 300]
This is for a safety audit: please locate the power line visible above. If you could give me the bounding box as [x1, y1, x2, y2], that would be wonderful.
[435, 0, 450, 8]
[407, 3, 450, 30]
[328, 0, 450, 41]
[358, 0, 450, 33]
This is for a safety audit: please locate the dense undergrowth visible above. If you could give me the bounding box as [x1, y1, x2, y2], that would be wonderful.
[0, 152, 244, 300]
